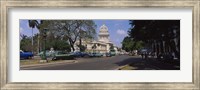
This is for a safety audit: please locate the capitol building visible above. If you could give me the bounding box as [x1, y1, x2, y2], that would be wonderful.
[73, 24, 118, 54]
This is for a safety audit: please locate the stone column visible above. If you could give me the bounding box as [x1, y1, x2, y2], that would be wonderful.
[106, 44, 110, 53]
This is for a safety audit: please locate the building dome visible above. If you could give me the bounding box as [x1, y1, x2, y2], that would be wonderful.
[99, 24, 108, 33]
[98, 24, 109, 42]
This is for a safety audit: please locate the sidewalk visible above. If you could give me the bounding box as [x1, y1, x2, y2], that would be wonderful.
[118, 58, 180, 70]
[145, 58, 180, 70]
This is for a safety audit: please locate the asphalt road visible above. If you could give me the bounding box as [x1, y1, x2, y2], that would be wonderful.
[21, 55, 142, 70]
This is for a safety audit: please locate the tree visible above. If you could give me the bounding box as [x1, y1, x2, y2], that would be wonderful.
[28, 20, 39, 53]
[37, 20, 52, 53]
[77, 45, 86, 52]
[41, 29, 71, 52]
[26, 20, 97, 53]
[20, 34, 41, 53]
[122, 36, 131, 52]
[129, 20, 180, 59]
[20, 34, 32, 52]
[122, 36, 144, 52]
[48, 20, 96, 52]
[46, 39, 71, 52]
[78, 20, 96, 51]
[27, 20, 51, 53]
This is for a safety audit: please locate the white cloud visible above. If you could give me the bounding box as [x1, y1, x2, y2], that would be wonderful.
[116, 29, 127, 36]
[20, 27, 24, 33]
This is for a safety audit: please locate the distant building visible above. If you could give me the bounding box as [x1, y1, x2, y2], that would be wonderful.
[73, 24, 118, 54]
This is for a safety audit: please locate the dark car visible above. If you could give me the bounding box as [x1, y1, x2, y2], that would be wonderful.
[138, 49, 148, 55]
[20, 50, 33, 59]
[88, 52, 103, 57]
[71, 52, 89, 57]
[106, 52, 111, 57]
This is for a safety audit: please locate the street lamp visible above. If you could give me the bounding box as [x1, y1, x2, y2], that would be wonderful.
[42, 28, 48, 60]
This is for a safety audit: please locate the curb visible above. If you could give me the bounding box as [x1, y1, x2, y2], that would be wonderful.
[115, 65, 129, 70]
[20, 60, 77, 68]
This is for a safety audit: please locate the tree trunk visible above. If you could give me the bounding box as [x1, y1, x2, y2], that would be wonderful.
[156, 41, 160, 58]
[69, 39, 75, 52]
[31, 28, 34, 54]
[70, 44, 75, 52]
[153, 40, 156, 52]
[163, 41, 165, 54]
[169, 40, 180, 59]
[160, 40, 164, 54]
[79, 37, 82, 51]
[37, 35, 40, 53]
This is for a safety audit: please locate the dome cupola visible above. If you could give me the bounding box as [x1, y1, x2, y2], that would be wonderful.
[99, 24, 108, 33]
[98, 24, 110, 42]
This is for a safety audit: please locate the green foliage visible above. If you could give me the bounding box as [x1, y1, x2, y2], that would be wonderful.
[122, 36, 144, 52]
[37, 20, 51, 32]
[46, 40, 71, 52]
[28, 20, 39, 53]
[129, 20, 180, 59]
[20, 35, 32, 52]
[20, 34, 40, 53]
[28, 20, 39, 29]
[134, 41, 144, 50]
[20, 33, 71, 53]
[47, 20, 97, 51]
[77, 45, 86, 52]
[129, 20, 180, 42]
[26, 20, 97, 53]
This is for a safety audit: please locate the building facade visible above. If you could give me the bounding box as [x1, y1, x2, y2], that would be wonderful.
[73, 24, 118, 54]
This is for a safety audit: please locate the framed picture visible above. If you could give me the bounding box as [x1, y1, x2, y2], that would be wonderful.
[1, 0, 199, 90]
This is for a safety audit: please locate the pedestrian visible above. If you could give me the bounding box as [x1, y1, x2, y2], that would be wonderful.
[141, 53, 144, 59]
[49, 47, 55, 61]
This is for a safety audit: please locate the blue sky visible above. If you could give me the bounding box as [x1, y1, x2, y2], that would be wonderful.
[20, 20, 130, 47]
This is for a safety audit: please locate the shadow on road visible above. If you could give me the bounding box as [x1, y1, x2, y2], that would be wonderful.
[115, 56, 180, 70]
[115, 57, 142, 66]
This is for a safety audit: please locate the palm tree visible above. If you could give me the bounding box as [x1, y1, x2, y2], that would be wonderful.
[28, 20, 39, 53]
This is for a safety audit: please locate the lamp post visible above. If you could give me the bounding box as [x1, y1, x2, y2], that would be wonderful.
[42, 28, 48, 60]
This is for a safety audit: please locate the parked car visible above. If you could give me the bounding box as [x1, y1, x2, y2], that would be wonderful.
[70, 52, 89, 57]
[138, 49, 148, 55]
[20, 50, 33, 59]
[106, 52, 111, 57]
[38, 50, 74, 60]
[89, 52, 103, 57]
[110, 51, 116, 56]
[52, 51, 74, 60]
[38, 50, 51, 58]
[81, 52, 90, 57]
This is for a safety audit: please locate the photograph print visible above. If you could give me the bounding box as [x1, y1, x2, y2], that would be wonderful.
[20, 20, 180, 70]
